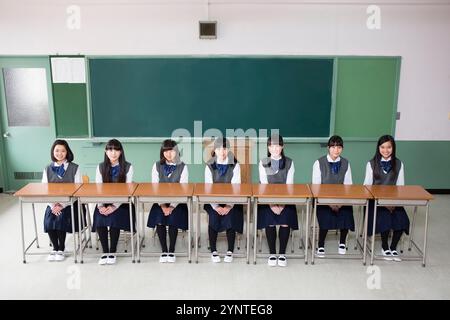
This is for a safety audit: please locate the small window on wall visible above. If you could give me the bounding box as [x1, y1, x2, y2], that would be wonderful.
[2, 68, 50, 126]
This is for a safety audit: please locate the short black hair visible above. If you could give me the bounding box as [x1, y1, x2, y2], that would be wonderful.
[159, 139, 179, 164]
[50, 139, 74, 162]
[327, 135, 344, 148]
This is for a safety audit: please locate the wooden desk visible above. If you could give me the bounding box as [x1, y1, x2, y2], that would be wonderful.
[309, 184, 373, 265]
[193, 183, 252, 264]
[365, 185, 433, 266]
[14, 183, 82, 263]
[73, 183, 138, 263]
[252, 184, 312, 264]
[133, 183, 194, 263]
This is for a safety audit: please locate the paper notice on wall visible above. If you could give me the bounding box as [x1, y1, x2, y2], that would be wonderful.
[51, 57, 86, 83]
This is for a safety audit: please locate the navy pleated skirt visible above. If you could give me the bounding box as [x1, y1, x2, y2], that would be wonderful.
[257, 205, 298, 230]
[316, 205, 355, 231]
[44, 200, 85, 233]
[204, 204, 244, 234]
[147, 203, 189, 230]
[92, 203, 136, 232]
[367, 200, 410, 236]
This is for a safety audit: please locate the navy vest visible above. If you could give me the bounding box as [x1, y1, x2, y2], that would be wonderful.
[45, 162, 78, 183]
[99, 162, 131, 183]
[370, 158, 402, 185]
[156, 162, 185, 183]
[261, 156, 293, 184]
[206, 158, 237, 183]
[318, 156, 349, 184]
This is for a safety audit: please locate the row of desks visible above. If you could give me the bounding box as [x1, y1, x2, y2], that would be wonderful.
[14, 183, 433, 266]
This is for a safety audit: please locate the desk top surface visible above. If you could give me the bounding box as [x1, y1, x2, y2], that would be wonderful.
[73, 183, 138, 197]
[14, 183, 83, 197]
[252, 184, 312, 198]
[365, 185, 434, 200]
[194, 183, 252, 197]
[309, 184, 373, 199]
[134, 183, 194, 197]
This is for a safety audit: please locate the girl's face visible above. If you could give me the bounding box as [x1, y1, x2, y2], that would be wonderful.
[379, 141, 393, 159]
[268, 144, 283, 158]
[215, 147, 228, 161]
[164, 149, 177, 163]
[328, 145, 343, 160]
[106, 148, 121, 164]
[53, 145, 67, 163]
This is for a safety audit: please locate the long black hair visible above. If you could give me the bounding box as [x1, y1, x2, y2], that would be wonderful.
[372, 135, 397, 180]
[102, 139, 127, 182]
[263, 134, 286, 169]
[159, 139, 180, 164]
[50, 139, 74, 162]
[210, 137, 237, 164]
[266, 134, 285, 158]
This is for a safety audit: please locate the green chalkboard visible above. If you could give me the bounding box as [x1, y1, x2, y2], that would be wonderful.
[52, 83, 89, 137]
[89, 57, 334, 137]
[334, 57, 400, 139]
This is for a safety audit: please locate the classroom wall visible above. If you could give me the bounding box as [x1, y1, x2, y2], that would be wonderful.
[1, 0, 449, 140]
[0, 1, 449, 190]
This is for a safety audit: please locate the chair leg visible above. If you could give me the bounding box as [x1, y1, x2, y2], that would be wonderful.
[290, 228, 295, 253]
[299, 208, 304, 249]
[85, 204, 93, 248]
[258, 229, 263, 253]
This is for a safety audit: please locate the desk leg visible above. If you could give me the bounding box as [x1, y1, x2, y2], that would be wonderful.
[70, 199, 77, 263]
[370, 203, 378, 265]
[141, 201, 145, 249]
[408, 206, 417, 251]
[31, 203, 39, 248]
[362, 201, 369, 266]
[188, 197, 192, 263]
[246, 197, 251, 264]
[311, 199, 317, 265]
[253, 199, 258, 265]
[136, 198, 141, 263]
[195, 198, 199, 264]
[130, 200, 135, 263]
[304, 199, 310, 265]
[20, 200, 26, 263]
[422, 203, 429, 267]
[78, 200, 83, 263]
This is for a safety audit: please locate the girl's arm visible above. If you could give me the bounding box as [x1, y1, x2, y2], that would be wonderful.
[258, 160, 268, 184]
[363, 162, 373, 185]
[344, 163, 353, 185]
[205, 166, 219, 210]
[312, 160, 321, 184]
[286, 162, 295, 184]
[151, 163, 159, 183]
[396, 163, 405, 186]
[95, 165, 105, 208]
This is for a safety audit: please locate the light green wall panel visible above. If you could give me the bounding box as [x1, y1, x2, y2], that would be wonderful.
[4, 140, 450, 190]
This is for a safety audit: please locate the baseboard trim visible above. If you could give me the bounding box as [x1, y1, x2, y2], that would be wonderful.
[426, 189, 450, 194]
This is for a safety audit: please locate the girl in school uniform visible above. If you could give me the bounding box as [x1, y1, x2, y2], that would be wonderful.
[147, 139, 189, 263]
[258, 134, 298, 267]
[312, 135, 354, 257]
[42, 139, 83, 262]
[92, 139, 135, 265]
[204, 137, 243, 263]
[364, 134, 408, 262]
